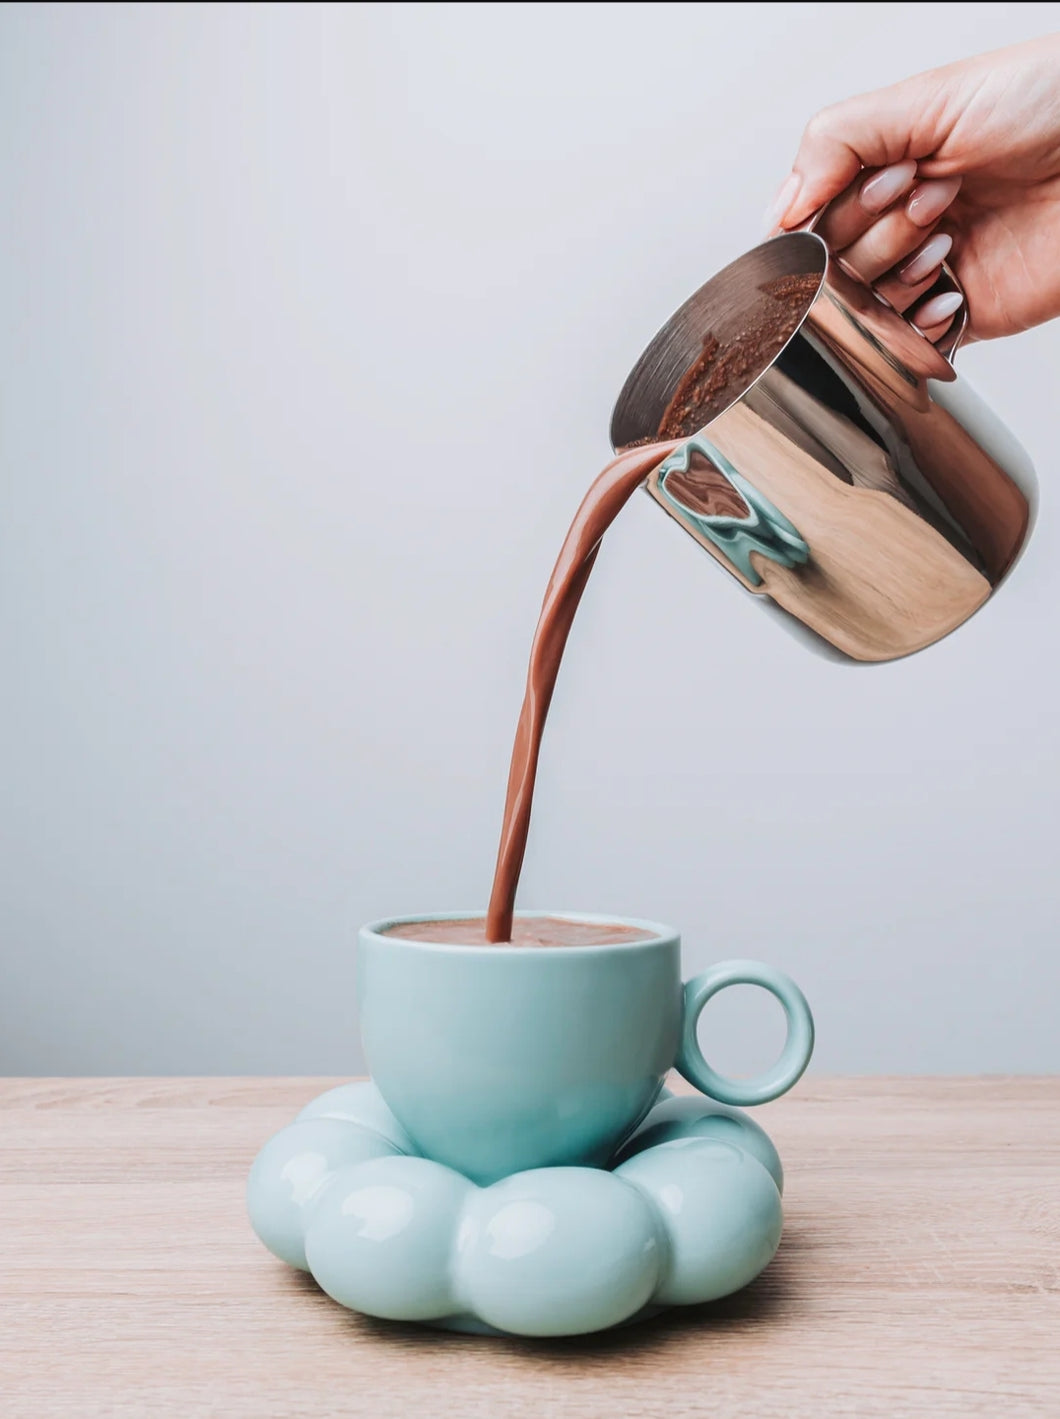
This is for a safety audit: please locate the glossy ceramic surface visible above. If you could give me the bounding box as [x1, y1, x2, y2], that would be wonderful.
[247, 1081, 786, 1338]
[358, 913, 813, 1184]
[678, 959, 815, 1107]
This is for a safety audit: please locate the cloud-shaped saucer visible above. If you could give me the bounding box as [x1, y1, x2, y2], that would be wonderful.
[247, 1082, 784, 1338]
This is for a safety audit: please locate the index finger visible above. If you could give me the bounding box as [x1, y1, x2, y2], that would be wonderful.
[778, 75, 950, 229]
[813, 160, 918, 249]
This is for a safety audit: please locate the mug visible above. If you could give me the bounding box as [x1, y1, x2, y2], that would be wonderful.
[358, 911, 814, 1185]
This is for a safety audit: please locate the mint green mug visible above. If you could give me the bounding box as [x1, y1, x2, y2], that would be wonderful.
[358, 912, 814, 1186]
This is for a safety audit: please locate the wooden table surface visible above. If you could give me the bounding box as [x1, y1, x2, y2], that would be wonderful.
[1, 1077, 1058, 1418]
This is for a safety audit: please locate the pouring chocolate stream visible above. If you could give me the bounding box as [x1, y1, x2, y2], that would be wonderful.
[485, 273, 825, 941]
[485, 440, 680, 942]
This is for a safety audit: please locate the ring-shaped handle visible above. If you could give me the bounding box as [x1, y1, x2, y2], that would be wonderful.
[676, 959, 815, 1107]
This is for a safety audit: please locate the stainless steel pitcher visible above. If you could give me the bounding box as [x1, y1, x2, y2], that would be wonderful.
[611, 230, 1036, 662]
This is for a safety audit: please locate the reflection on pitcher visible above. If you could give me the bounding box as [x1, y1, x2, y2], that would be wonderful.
[613, 231, 1035, 663]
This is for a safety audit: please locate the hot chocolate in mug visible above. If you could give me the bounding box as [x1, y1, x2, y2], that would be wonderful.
[358, 911, 814, 1185]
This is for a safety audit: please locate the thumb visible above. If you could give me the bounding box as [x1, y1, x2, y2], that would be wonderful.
[778, 75, 952, 229]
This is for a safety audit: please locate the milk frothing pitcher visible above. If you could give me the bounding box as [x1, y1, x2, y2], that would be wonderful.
[611, 224, 1036, 662]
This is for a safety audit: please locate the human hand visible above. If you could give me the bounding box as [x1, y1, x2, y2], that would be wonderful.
[768, 34, 1060, 343]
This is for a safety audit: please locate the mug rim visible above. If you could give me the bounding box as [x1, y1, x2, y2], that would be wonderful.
[360, 909, 678, 955]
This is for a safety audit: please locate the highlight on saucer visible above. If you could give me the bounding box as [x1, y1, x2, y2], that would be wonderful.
[247, 1082, 784, 1337]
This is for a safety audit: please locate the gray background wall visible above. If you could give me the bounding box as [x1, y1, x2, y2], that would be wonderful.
[2, 2, 1058, 1078]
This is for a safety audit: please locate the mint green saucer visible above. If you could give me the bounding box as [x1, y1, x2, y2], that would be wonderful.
[247, 1083, 785, 1339]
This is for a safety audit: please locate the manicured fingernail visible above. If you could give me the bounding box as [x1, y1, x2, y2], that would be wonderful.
[913, 290, 964, 329]
[907, 176, 962, 227]
[764, 172, 801, 233]
[859, 160, 917, 214]
[898, 231, 953, 285]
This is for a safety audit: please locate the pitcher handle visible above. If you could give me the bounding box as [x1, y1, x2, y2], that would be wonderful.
[799, 202, 968, 364]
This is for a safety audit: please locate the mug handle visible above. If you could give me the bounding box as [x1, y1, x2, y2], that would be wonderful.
[676, 959, 815, 1107]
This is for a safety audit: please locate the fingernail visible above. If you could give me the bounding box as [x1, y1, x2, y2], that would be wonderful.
[913, 290, 964, 329]
[907, 176, 962, 227]
[763, 172, 801, 233]
[897, 231, 953, 285]
[859, 160, 917, 214]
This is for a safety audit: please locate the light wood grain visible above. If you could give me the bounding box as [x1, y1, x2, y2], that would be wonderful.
[1, 1077, 1058, 1418]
